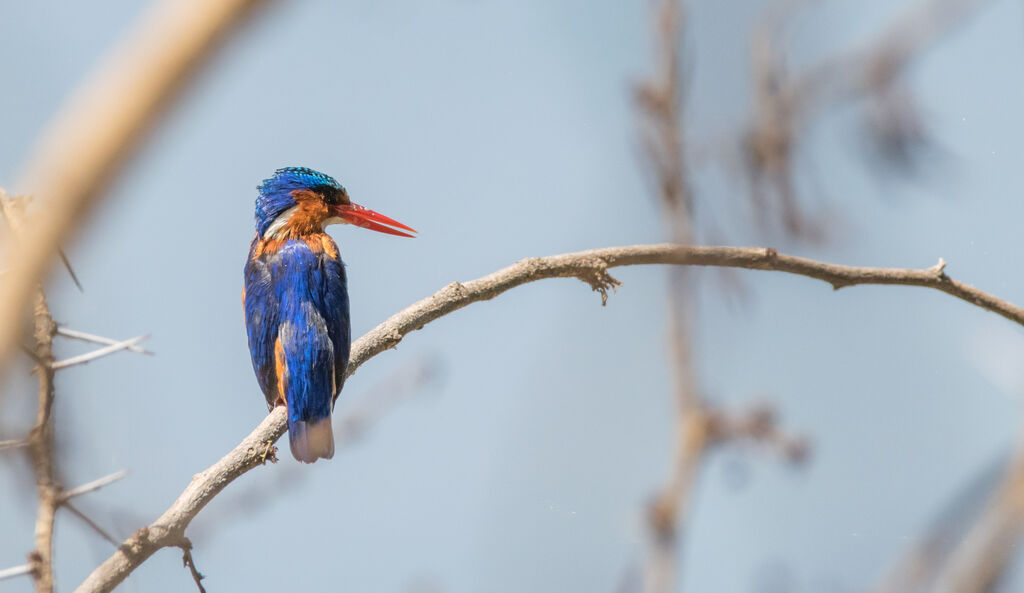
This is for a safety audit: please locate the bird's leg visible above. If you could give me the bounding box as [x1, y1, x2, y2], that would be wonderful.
[258, 441, 277, 464]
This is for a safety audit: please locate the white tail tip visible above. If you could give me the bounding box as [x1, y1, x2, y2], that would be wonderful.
[288, 417, 335, 463]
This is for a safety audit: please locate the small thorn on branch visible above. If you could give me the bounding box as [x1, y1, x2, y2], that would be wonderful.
[64, 502, 121, 547]
[0, 563, 34, 581]
[930, 257, 947, 276]
[56, 327, 153, 355]
[58, 248, 84, 292]
[576, 259, 622, 306]
[60, 469, 128, 501]
[51, 335, 149, 370]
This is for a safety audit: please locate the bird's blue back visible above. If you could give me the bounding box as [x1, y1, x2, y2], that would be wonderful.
[245, 239, 350, 417]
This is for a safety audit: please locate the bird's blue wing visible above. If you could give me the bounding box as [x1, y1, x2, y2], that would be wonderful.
[321, 253, 350, 402]
[244, 239, 281, 408]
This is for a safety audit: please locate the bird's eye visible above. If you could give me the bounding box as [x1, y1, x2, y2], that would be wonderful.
[313, 185, 342, 205]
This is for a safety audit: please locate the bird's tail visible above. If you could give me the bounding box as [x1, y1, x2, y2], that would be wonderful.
[288, 416, 335, 463]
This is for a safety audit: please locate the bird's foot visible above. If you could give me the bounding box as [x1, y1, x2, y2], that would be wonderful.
[258, 441, 278, 464]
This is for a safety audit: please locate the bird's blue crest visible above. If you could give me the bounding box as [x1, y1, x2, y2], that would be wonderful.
[255, 167, 345, 236]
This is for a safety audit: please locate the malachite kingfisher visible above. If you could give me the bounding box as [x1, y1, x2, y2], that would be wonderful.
[243, 167, 416, 463]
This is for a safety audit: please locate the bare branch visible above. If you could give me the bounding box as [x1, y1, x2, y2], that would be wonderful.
[28, 290, 59, 593]
[73, 243, 1024, 593]
[61, 470, 129, 502]
[51, 336, 149, 370]
[57, 327, 153, 355]
[0, 0, 273, 383]
[179, 540, 207, 593]
[0, 564, 34, 581]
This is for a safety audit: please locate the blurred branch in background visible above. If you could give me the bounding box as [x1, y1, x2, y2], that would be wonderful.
[334, 355, 442, 448]
[930, 438, 1024, 593]
[0, 0, 274, 391]
[73, 242, 1024, 593]
[634, 2, 704, 592]
[705, 404, 809, 464]
[868, 452, 1008, 593]
[743, 0, 990, 236]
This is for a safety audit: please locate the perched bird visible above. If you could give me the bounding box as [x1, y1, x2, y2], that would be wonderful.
[243, 167, 416, 463]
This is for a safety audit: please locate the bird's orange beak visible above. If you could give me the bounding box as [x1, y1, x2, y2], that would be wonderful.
[333, 203, 417, 238]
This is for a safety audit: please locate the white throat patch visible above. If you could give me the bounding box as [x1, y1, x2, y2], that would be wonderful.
[263, 205, 299, 238]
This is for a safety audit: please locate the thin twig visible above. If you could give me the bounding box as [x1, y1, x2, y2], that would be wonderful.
[73, 243, 1024, 593]
[64, 503, 121, 548]
[57, 249, 84, 292]
[179, 540, 207, 593]
[57, 327, 153, 355]
[0, 564, 34, 581]
[0, 183, 84, 292]
[51, 336, 148, 370]
[61, 470, 129, 502]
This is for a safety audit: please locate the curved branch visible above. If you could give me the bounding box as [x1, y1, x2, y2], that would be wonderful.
[73, 243, 1024, 593]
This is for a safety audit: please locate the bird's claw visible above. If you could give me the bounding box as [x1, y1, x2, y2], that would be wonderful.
[258, 441, 278, 464]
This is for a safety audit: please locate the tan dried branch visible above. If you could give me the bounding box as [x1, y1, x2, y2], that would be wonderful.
[0, 0, 272, 384]
[73, 243, 1024, 593]
[27, 289, 59, 593]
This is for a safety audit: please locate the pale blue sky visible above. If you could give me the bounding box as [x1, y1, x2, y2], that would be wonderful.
[2, 1, 1024, 592]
